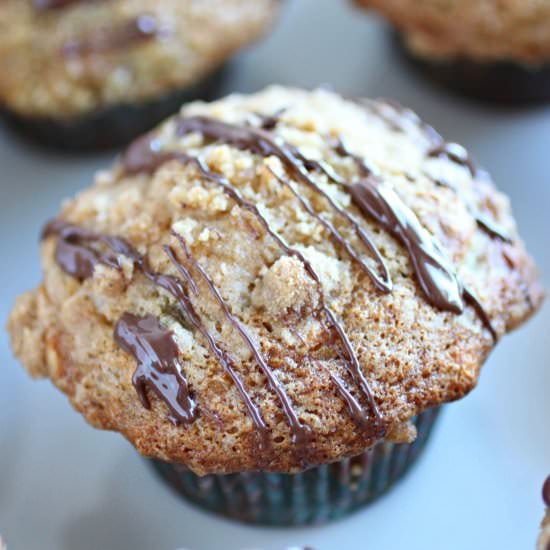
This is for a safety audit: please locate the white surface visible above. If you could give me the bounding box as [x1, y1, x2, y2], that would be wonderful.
[0, 1, 549, 549]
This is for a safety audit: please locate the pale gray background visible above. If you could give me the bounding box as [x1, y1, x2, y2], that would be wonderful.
[1, 1, 549, 549]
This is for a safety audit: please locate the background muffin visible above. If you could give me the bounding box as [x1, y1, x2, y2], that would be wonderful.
[7, 87, 543, 523]
[0, 0, 280, 150]
[355, 0, 550, 103]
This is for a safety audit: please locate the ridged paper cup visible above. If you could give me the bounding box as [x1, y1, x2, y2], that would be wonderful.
[0, 65, 228, 152]
[393, 31, 550, 105]
[150, 407, 440, 526]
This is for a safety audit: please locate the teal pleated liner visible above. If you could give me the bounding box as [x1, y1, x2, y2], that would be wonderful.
[150, 407, 440, 526]
[0, 64, 229, 152]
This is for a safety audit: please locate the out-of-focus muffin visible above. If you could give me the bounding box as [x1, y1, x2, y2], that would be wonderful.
[356, 0, 550, 103]
[0, 0, 280, 150]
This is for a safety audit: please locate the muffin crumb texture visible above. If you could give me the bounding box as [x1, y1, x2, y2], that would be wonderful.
[356, 0, 550, 62]
[7, 86, 543, 474]
[0, 0, 279, 117]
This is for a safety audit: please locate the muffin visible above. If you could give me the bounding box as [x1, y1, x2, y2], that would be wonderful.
[540, 476, 550, 549]
[7, 87, 543, 525]
[0, 0, 280, 151]
[355, 0, 550, 104]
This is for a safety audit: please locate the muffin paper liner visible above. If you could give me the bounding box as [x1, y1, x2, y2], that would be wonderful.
[0, 64, 229, 152]
[150, 407, 440, 526]
[393, 31, 550, 105]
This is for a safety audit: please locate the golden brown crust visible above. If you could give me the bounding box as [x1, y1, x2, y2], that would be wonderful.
[0, 0, 279, 118]
[7, 87, 544, 474]
[356, 0, 550, 63]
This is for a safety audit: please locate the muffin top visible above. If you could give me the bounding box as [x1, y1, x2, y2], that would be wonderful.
[356, 0, 550, 63]
[0, 0, 279, 118]
[7, 86, 543, 475]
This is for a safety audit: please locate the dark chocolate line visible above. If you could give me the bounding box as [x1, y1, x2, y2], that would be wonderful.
[502, 249, 535, 312]
[172, 232, 310, 447]
[163, 245, 271, 450]
[174, 116, 393, 294]
[428, 142, 477, 178]
[334, 140, 466, 315]
[268, 166, 391, 286]
[358, 99, 511, 245]
[42, 220, 129, 279]
[123, 139, 385, 434]
[543, 475, 550, 508]
[462, 287, 498, 342]
[62, 14, 158, 57]
[114, 312, 197, 426]
[429, 176, 512, 243]
[43, 221, 271, 445]
[255, 108, 286, 131]
[475, 215, 512, 243]
[33, 0, 100, 10]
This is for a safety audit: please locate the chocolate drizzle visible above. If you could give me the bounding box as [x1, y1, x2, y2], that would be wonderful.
[348, 178, 464, 312]
[42, 220, 127, 280]
[33, 0, 157, 57]
[359, 99, 512, 245]
[172, 233, 310, 447]
[43, 221, 271, 443]
[543, 476, 550, 508]
[124, 137, 386, 439]
[428, 142, 477, 178]
[33, 0, 97, 10]
[44, 105, 507, 447]
[332, 141, 464, 314]
[114, 313, 197, 426]
[358, 98, 443, 146]
[430, 176, 512, 244]
[62, 14, 158, 57]
[474, 214, 512, 243]
[173, 116, 393, 294]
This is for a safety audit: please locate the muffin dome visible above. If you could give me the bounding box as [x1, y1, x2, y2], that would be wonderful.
[7, 87, 543, 475]
[356, 0, 550, 63]
[0, 0, 279, 119]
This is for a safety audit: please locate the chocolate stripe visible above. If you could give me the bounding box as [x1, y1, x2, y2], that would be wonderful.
[123, 141, 385, 434]
[162, 245, 271, 450]
[429, 176, 512, 243]
[174, 116, 393, 294]
[62, 15, 158, 57]
[172, 232, 310, 448]
[44, 103, 505, 445]
[360, 98, 512, 244]
[428, 142, 477, 178]
[33, 0, 101, 11]
[543, 476, 550, 508]
[268, 166, 390, 287]
[333, 140, 465, 314]
[114, 313, 197, 426]
[43, 221, 271, 444]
